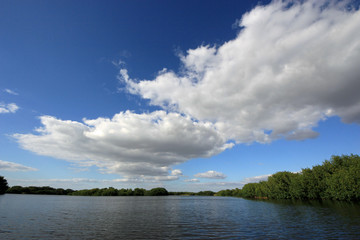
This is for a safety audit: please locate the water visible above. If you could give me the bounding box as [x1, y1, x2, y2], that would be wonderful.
[1, 195, 360, 239]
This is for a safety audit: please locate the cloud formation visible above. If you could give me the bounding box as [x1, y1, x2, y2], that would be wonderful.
[122, 0, 360, 143]
[194, 170, 227, 179]
[0, 103, 19, 114]
[14, 111, 232, 178]
[13, 0, 360, 180]
[0, 160, 37, 172]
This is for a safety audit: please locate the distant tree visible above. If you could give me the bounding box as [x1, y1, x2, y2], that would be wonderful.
[196, 190, 215, 196]
[216, 189, 233, 197]
[6, 185, 24, 194]
[232, 188, 242, 197]
[146, 187, 168, 196]
[134, 188, 146, 196]
[118, 188, 134, 196]
[0, 176, 9, 194]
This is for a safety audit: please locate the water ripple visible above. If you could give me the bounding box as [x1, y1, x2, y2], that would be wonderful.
[0, 195, 360, 239]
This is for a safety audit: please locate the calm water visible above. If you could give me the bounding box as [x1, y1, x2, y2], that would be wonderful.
[1, 195, 360, 239]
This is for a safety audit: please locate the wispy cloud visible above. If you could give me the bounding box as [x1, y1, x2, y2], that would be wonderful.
[184, 181, 243, 192]
[0, 160, 37, 172]
[184, 174, 272, 191]
[194, 170, 227, 179]
[242, 174, 272, 184]
[184, 178, 200, 183]
[4, 89, 19, 95]
[0, 103, 19, 114]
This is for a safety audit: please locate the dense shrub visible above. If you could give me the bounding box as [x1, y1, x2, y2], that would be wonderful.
[216, 154, 360, 201]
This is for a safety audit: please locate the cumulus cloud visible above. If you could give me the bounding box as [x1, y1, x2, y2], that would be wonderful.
[13, 0, 360, 181]
[122, 0, 360, 143]
[0, 103, 19, 114]
[194, 170, 227, 179]
[14, 111, 232, 178]
[0, 160, 37, 172]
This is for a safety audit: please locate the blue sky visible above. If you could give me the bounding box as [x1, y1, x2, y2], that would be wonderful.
[1, 0, 359, 191]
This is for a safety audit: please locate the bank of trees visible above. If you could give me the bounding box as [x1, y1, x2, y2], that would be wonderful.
[6, 186, 75, 195]
[5, 185, 169, 197]
[3, 154, 359, 201]
[217, 154, 360, 201]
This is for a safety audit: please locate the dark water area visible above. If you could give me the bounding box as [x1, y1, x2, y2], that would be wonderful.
[1, 194, 360, 239]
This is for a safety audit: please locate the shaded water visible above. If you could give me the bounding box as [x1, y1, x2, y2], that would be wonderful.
[0, 194, 360, 239]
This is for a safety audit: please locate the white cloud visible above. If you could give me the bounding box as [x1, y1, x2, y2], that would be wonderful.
[184, 181, 243, 192]
[0, 103, 19, 114]
[4, 89, 19, 95]
[0, 160, 37, 172]
[12, 0, 360, 183]
[184, 178, 200, 182]
[14, 111, 232, 178]
[122, 0, 360, 144]
[242, 174, 272, 184]
[194, 170, 227, 179]
[182, 174, 272, 191]
[171, 169, 183, 176]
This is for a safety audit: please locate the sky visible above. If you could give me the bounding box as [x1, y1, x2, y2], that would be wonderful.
[1, 0, 360, 192]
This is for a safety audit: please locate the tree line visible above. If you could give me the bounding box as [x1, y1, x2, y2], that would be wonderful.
[4, 186, 169, 196]
[217, 154, 360, 201]
[3, 184, 216, 197]
[1, 154, 359, 201]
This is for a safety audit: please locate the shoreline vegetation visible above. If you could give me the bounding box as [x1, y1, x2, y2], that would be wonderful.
[216, 154, 360, 201]
[1, 154, 359, 201]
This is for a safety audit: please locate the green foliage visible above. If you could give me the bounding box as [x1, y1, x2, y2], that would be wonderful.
[196, 190, 215, 196]
[216, 189, 234, 197]
[5, 154, 358, 201]
[5, 185, 171, 197]
[133, 188, 146, 196]
[6, 185, 74, 195]
[216, 154, 360, 201]
[240, 183, 257, 198]
[0, 176, 9, 194]
[267, 171, 297, 199]
[118, 188, 133, 196]
[169, 191, 196, 196]
[146, 187, 169, 196]
[324, 155, 360, 201]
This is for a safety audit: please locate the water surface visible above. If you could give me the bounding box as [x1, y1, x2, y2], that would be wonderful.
[1, 194, 359, 239]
